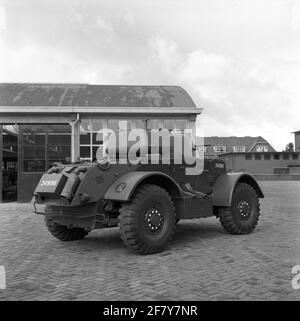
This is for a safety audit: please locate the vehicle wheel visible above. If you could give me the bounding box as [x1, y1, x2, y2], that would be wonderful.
[44, 217, 88, 241]
[119, 184, 176, 254]
[218, 183, 260, 235]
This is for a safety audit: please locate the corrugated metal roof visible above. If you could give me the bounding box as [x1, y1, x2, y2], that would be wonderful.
[196, 136, 276, 153]
[0, 83, 196, 108]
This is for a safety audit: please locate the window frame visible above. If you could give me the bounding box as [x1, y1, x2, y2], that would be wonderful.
[80, 119, 107, 161]
[282, 153, 290, 160]
[256, 145, 269, 152]
[213, 145, 227, 153]
[79, 117, 193, 161]
[233, 146, 246, 153]
[197, 145, 208, 153]
[22, 126, 71, 173]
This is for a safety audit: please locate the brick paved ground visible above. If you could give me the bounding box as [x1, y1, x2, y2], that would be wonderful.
[0, 181, 300, 301]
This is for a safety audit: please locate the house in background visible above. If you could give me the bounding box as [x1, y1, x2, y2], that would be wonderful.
[293, 130, 300, 152]
[219, 151, 300, 177]
[196, 135, 300, 178]
[196, 136, 276, 156]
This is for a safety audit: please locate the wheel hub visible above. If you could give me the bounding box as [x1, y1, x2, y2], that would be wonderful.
[144, 208, 164, 233]
[238, 200, 252, 219]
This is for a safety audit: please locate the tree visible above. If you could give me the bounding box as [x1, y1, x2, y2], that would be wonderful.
[285, 142, 294, 152]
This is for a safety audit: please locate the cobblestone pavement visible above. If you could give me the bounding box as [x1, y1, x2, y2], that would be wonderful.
[0, 181, 300, 301]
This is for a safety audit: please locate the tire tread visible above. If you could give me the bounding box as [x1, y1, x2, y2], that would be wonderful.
[218, 183, 260, 235]
[119, 184, 175, 254]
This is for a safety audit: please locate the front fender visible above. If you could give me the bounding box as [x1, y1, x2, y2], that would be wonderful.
[212, 172, 264, 207]
[104, 171, 182, 202]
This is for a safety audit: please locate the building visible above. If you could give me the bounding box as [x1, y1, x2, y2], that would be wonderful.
[196, 136, 276, 155]
[196, 136, 300, 178]
[219, 151, 300, 176]
[0, 83, 200, 202]
[293, 131, 300, 152]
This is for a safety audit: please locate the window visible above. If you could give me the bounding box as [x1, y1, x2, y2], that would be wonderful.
[163, 119, 175, 130]
[3, 127, 18, 153]
[22, 124, 70, 172]
[245, 154, 252, 160]
[213, 146, 226, 153]
[256, 145, 269, 152]
[274, 168, 289, 174]
[48, 133, 71, 168]
[197, 146, 208, 153]
[264, 153, 271, 160]
[80, 119, 105, 161]
[135, 119, 147, 129]
[146, 119, 161, 129]
[233, 146, 246, 152]
[254, 154, 262, 160]
[175, 119, 187, 130]
[78, 118, 192, 161]
[283, 153, 290, 160]
[80, 119, 135, 161]
[292, 154, 299, 160]
[23, 133, 46, 172]
[273, 154, 280, 160]
[135, 119, 187, 131]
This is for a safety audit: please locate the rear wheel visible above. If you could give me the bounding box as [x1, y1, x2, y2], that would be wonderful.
[119, 184, 176, 254]
[44, 217, 88, 241]
[218, 183, 260, 234]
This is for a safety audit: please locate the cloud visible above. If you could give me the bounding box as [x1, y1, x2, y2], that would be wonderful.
[95, 17, 114, 34]
[0, 36, 131, 84]
[291, 0, 300, 30]
[0, 5, 6, 30]
[116, 7, 135, 27]
[0, 0, 299, 150]
[147, 35, 299, 149]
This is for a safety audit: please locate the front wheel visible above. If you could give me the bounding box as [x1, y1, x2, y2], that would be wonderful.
[217, 183, 260, 234]
[118, 184, 176, 254]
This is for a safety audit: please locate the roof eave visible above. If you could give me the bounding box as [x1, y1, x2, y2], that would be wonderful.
[0, 106, 203, 115]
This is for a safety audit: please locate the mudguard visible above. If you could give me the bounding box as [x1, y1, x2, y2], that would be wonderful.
[104, 171, 183, 202]
[212, 172, 264, 207]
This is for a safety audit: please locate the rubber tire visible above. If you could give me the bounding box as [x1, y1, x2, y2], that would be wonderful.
[119, 184, 176, 254]
[218, 183, 260, 235]
[45, 217, 88, 241]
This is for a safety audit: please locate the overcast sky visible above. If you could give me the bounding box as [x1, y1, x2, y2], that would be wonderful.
[0, 0, 299, 150]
